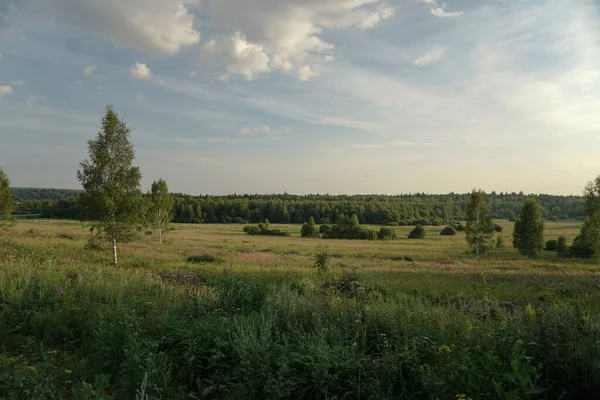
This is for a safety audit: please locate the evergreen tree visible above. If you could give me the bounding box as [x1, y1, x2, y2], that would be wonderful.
[148, 179, 174, 244]
[0, 168, 14, 226]
[513, 199, 545, 259]
[77, 106, 146, 266]
[465, 190, 494, 260]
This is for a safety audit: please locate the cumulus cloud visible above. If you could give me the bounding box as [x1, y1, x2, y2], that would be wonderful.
[0, 85, 13, 96]
[130, 63, 152, 80]
[413, 47, 446, 66]
[419, 0, 463, 18]
[200, 0, 395, 80]
[239, 125, 292, 136]
[200, 33, 270, 80]
[83, 66, 96, 76]
[14, 0, 200, 56]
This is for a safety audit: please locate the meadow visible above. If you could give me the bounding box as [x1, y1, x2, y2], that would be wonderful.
[2, 219, 600, 399]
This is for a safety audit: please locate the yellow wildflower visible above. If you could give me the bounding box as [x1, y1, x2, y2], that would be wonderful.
[24, 366, 37, 372]
[438, 345, 452, 353]
[65, 369, 73, 374]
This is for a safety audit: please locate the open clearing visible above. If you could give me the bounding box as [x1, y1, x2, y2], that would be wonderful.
[2, 219, 600, 399]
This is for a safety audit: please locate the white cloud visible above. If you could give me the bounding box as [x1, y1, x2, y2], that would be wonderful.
[0, 85, 13, 96]
[130, 63, 152, 80]
[239, 125, 292, 136]
[15, 0, 200, 56]
[26, 96, 43, 107]
[83, 66, 96, 76]
[200, 0, 395, 80]
[200, 32, 270, 80]
[419, 0, 463, 18]
[413, 46, 446, 66]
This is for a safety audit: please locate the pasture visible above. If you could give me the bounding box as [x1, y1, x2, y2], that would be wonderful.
[2, 219, 600, 399]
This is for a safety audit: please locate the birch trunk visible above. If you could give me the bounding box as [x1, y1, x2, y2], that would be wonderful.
[112, 237, 118, 267]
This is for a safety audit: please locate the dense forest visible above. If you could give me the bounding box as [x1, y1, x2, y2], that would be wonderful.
[11, 188, 584, 225]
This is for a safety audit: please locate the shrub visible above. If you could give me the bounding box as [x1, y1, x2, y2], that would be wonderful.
[244, 223, 290, 236]
[187, 254, 222, 264]
[386, 221, 398, 226]
[496, 235, 505, 249]
[440, 226, 456, 236]
[494, 224, 504, 232]
[569, 235, 595, 258]
[313, 247, 330, 275]
[557, 236, 568, 254]
[378, 227, 397, 240]
[319, 224, 332, 234]
[455, 223, 466, 231]
[545, 240, 558, 251]
[322, 214, 378, 240]
[301, 217, 320, 238]
[408, 225, 425, 239]
[244, 226, 262, 235]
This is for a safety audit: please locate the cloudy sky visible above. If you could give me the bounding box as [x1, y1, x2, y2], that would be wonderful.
[0, 0, 599, 195]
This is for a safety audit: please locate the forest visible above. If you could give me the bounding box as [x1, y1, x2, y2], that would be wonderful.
[12, 187, 584, 225]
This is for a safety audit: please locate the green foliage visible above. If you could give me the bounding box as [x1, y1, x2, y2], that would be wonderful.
[77, 106, 146, 265]
[574, 176, 600, 258]
[545, 240, 558, 251]
[408, 225, 426, 239]
[313, 247, 331, 275]
[556, 236, 568, 255]
[465, 190, 495, 259]
[378, 227, 397, 240]
[0, 168, 13, 225]
[323, 214, 378, 240]
[147, 179, 174, 244]
[496, 235, 505, 249]
[244, 223, 290, 236]
[570, 234, 595, 258]
[440, 226, 457, 236]
[494, 224, 504, 232]
[455, 223, 466, 231]
[301, 217, 320, 238]
[513, 199, 545, 259]
[319, 224, 332, 234]
[187, 254, 222, 264]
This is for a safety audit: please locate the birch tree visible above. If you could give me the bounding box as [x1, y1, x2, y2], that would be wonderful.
[0, 168, 14, 226]
[77, 106, 145, 266]
[465, 190, 494, 260]
[148, 179, 174, 244]
[513, 199, 545, 259]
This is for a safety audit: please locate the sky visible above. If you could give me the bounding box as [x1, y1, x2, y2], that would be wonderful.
[0, 0, 599, 195]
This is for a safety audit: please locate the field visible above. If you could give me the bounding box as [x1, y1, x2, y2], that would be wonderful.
[2, 219, 600, 399]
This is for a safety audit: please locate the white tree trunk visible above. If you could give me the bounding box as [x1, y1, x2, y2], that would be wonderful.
[158, 227, 162, 245]
[112, 237, 118, 266]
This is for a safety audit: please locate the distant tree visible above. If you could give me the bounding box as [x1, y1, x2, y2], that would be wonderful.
[408, 225, 425, 239]
[545, 240, 558, 251]
[465, 190, 495, 260]
[77, 106, 146, 266]
[496, 235, 505, 249]
[148, 179, 174, 244]
[440, 226, 457, 236]
[181, 204, 196, 223]
[513, 199, 545, 259]
[556, 236, 568, 255]
[0, 168, 14, 226]
[301, 216, 320, 238]
[455, 223, 466, 232]
[319, 224, 332, 234]
[378, 226, 397, 240]
[493, 224, 504, 233]
[577, 176, 600, 258]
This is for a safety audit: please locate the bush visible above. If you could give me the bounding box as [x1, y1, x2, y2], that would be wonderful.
[386, 221, 398, 226]
[440, 226, 457, 236]
[545, 240, 558, 251]
[557, 236, 568, 254]
[187, 254, 222, 264]
[455, 223, 466, 231]
[322, 214, 379, 240]
[408, 225, 425, 239]
[378, 227, 397, 240]
[244, 226, 262, 235]
[494, 224, 504, 232]
[319, 224, 332, 234]
[569, 235, 595, 258]
[301, 217, 320, 238]
[313, 247, 330, 275]
[244, 223, 290, 237]
[496, 235, 505, 249]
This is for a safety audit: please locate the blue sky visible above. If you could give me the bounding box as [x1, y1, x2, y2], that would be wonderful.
[0, 0, 599, 195]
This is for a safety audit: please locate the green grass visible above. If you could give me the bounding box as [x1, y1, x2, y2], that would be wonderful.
[1, 219, 600, 399]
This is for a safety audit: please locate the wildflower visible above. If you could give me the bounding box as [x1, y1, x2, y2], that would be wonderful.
[438, 345, 452, 353]
[65, 369, 72, 374]
[24, 366, 37, 372]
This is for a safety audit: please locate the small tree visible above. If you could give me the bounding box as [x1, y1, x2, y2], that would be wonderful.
[148, 179, 174, 245]
[378, 226, 397, 240]
[465, 190, 495, 260]
[556, 236, 568, 255]
[408, 225, 425, 239]
[494, 224, 504, 233]
[77, 106, 146, 266]
[440, 226, 457, 236]
[301, 216, 320, 238]
[0, 168, 13, 226]
[513, 199, 545, 259]
[545, 240, 558, 251]
[577, 176, 600, 258]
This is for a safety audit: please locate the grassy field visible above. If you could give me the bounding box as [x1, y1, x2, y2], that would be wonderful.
[2, 219, 600, 399]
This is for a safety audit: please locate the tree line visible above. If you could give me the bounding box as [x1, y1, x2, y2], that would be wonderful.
[11, 190, 585, 225]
